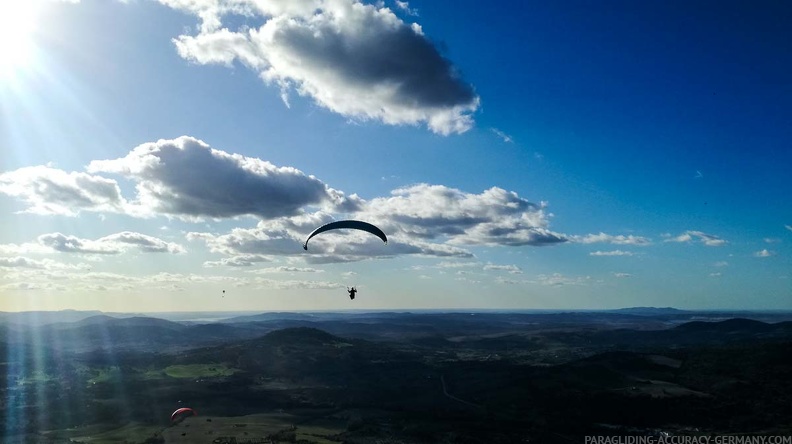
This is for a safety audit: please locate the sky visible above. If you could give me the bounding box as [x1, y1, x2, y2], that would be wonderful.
[0, 0, 790, 313]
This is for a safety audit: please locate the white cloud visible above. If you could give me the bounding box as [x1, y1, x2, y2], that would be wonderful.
[785, 224, 792, 232]
[709, 272, 722, 277]
[613, 272, 631, 278]
[754, 249, 775, 258]
[162, 0, 478, 135]
[0, 166, 126, 216]
[589, 250, 635, 257]
[574, 233, 651, 246]
[713, 261, 729, 267]
[394, 1, 418, 16]
[664, 230, 727, 246]
[764, 238, 781, 244]
[88, 136, 360, 220]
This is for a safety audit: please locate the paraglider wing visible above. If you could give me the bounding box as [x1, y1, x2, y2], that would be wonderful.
[171, 407, 196, 422]
[303, 220, 387, 250]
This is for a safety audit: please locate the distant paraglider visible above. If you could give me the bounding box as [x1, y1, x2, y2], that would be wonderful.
[303, 220, 387, 250]
[171, 407, 196, 423]
[347, 286, 357, 300]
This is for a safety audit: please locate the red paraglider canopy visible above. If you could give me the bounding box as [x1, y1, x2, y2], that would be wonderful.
[171, 407, 196, 422]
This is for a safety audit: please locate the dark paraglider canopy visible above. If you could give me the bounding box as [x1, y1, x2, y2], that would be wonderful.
[303, 220, 387, 250]
[171, 407, 196, 423]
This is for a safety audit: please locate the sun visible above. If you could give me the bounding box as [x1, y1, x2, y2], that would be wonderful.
[0, 1, 40, 79]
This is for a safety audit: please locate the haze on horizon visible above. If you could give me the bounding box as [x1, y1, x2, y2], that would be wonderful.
[1, 0, 790, 313]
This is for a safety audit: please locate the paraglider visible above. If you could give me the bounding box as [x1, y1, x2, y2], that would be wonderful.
[303, 220, 387, 250]
[171, 407, 196, 423]
[347, 286, 357, 300]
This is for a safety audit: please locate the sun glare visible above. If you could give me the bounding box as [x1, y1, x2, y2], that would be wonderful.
[0, 1, 40, 79]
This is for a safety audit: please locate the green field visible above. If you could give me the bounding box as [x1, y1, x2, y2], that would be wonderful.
[163, 363, 240, 379]
[43, 422, 162, 444]
[137, 363, 242, 380]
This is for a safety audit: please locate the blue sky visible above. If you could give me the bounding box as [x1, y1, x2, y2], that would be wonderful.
[1, 0, 790, 312]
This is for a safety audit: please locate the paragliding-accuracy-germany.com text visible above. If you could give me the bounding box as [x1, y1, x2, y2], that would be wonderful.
[585, 436, 792, 444]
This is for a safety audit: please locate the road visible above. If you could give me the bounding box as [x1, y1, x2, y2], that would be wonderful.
[440, 374, 482, 409]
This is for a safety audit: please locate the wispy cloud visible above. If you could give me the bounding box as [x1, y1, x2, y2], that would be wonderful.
[590, 250, 635, 257]
[530, 273, 591, 286]
[491, 128, 513, 143]
[251, 266, 324, 274]
[664, 230, 727, 246]
[574, 233, 651, 246]
[0, 256, 90, 271]
[202, 254, 273, 267]
[613, 272, 631, 278]
[394, 0, 418, 16]
[435, 261, 479, 269]
[713, 261, 729, 267]
[483, 264, 523, 274]
[754, 249, 775, 258]
[251, 278, 345, 290]
[163, 0, 478, 135]
[35, 232, 184, 255]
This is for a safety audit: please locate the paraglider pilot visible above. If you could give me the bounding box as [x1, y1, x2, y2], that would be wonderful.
[347, 286, 357, 300]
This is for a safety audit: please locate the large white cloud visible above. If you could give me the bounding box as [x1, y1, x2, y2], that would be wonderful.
[88, 136, 360, 219]
[163, 0, 479, 135]
[358, 184, 568, 247]
[0, 166, 126, 216]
